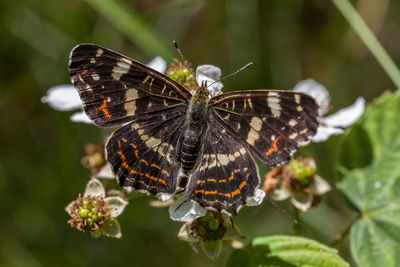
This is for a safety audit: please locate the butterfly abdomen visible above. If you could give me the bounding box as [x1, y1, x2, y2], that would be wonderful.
[180, 95, 208, 173]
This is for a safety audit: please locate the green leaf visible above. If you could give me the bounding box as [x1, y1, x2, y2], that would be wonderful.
[226, 235, 349, 267]
[337, 91, 400, 267]
[84, 0, 173, 59]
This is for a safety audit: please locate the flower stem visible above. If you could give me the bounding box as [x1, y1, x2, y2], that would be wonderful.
[331, 0, 400, 89]
[292, 208, 301, 236]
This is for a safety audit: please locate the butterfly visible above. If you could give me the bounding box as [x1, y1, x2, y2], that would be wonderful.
[69, 44, 319, 215]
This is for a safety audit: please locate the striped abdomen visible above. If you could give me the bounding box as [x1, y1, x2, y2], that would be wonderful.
[180, 128, 202, 172]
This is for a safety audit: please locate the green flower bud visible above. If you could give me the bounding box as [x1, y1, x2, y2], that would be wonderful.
[208, 219, 219, 230]
[78, 208, 89, 218]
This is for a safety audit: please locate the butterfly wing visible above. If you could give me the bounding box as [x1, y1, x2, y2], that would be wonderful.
[186, 113, 260, 215]
[210, 90, 319, 166]
[69, 44, 191, 127]
[106, 106, 187, 197]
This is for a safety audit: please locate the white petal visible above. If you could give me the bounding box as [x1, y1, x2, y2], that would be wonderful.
[201, 240, 222, 260]
[70, 111, 93, 124]
[65, 201, 76, 215]
[311, 125, 344, 143]
[312, 175, 331, 195]
[101, 218, 122, 239]
[271, 186, 291, 201]
[96, 164, 115, 179]
[84, 178, 106, 197]
[322, 97, 365, 128]
[105, 196, 129, 218]
[147, 56, 167, 73]
[291, 192, 313, 212]
[169, 196, 206, 222]
[245, 189, 265, 206]
[293, 79, 330, 116]
[158, 192, 174, 202]
[177, 223, 197, 242]
[41, 85, 82, 111]
[196, 65, 223, 97]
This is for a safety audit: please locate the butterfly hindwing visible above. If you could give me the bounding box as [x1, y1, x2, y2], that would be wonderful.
[69, 44, 191, 127]
[187, 113, 260, 215]
[106, 108, 187, 196]
[210, 90, 319, 166]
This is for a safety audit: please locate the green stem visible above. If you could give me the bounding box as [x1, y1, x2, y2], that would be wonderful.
[292, 208, 301, 236]
[331, 0, 400, 89]
[85, 0, 173, 59]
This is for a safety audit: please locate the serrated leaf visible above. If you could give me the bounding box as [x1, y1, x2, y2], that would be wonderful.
[337, 91, 400, 267]
[226, 235, 349, 267]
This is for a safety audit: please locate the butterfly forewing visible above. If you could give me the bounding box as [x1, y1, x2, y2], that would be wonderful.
[69, 44, 191, 127]
[210, 90, 319, 166]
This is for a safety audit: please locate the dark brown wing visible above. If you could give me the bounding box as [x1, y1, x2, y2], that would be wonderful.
[69, 44, 191, 127]
[210, 90, 319, 166]
[186, 113, 260, 215]
[106, 108, 186, 197]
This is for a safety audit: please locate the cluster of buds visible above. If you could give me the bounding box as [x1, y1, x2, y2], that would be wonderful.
[166, 59, 197, 90]
[178, 211, 243, 260]
[263, 157, 331, 212]
[66, 194, 109, 232]
[65, 178, 128, 238]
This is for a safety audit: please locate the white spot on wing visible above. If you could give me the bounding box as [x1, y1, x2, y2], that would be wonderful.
[112, 58, 132, 80]
[96, 48, 103, 57]
[267, 95, 282, 118]
[289, 119, 297, 127]
[250, 117, 263, 131]
[294, 94, 301, 104]
[217, 154, 230, 165]
[246, 128, 259, 146]
[91, 73, 100, 81]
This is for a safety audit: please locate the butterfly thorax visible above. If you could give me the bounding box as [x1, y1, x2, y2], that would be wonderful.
[179, 85, 209, 176]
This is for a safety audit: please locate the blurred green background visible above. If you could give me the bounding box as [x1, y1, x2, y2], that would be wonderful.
[0, 0, 399, 266]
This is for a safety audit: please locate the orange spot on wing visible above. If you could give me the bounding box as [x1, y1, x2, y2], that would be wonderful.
[151, 163, 160, 169]
[266, 136, 281, 156]
[219, 179, 227, 183]
[161, 170, 170, 177]
[98, 96, 111, 119]
[218, 192, 231, 198]
[231, 189, 240, 197]
[140, 159, 149, 165]
[205, 190, 217, 195]
[208, 178, 217, 183]
[229, 169, 240, 181]
[195, 189, 204, 194]
[117, 150, 166, 186]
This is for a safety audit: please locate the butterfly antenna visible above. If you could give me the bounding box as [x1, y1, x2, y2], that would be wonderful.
[207, 62, 253, 89]
[173, 40, 197, 82]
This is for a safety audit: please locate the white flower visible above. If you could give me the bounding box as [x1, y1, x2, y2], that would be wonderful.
[196, 65, 223, 97]
[293, 79, 365, 142]
[83, 178, 128, 218]
[65, 178, 128, 238]
[272, 174, 331, 212]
